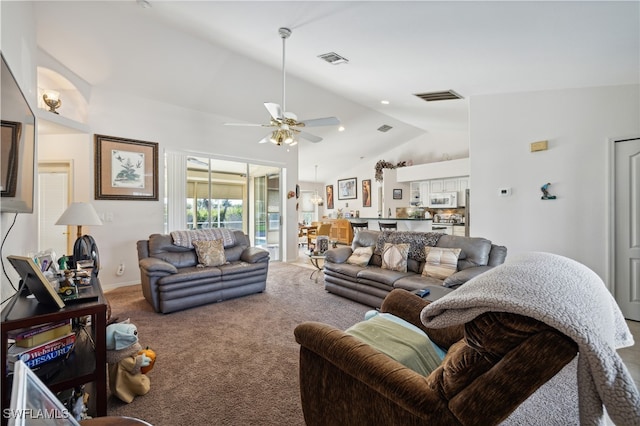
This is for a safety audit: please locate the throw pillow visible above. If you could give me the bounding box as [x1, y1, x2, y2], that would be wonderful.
[192, 239, 227, 267]
[422, 247, 462, 280]
[346, 246, 374, 267]
[381, 243, 410, 272]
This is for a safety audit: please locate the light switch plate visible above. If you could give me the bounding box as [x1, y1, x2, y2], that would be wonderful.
[530, 140, 548, 152]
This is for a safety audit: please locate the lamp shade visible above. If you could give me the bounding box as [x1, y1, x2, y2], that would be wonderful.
[55, 202, 103, 227]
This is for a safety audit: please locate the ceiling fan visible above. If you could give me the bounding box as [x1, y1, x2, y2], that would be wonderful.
[224, 27, 340, 146]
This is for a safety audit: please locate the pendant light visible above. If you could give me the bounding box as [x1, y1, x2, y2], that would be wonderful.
[310, 165, 323, 205]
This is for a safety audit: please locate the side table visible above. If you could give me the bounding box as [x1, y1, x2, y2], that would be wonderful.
[308, 254, 326, 282]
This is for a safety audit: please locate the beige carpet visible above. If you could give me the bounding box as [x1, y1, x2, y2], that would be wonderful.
[104, 262, 369, 425]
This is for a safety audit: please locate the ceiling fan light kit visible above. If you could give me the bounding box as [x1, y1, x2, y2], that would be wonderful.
[225, 27, 340, 146]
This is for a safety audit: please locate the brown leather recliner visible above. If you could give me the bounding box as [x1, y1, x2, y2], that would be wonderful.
[294, 289, 578, 426]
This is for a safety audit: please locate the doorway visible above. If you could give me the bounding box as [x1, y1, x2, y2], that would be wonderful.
[613, 137, 640, 321]
[38, 161, 72, 256]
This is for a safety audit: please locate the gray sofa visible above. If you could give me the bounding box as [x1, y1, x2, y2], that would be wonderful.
[323, 230, 506, 307]
[137, 230, 269, 313]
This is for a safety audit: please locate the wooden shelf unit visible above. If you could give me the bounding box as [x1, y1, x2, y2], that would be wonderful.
[1, 278, 107, 424]
[326, 219, 354, 245]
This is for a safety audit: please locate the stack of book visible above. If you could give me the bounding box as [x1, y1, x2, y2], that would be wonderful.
[7, 320, 76, 370]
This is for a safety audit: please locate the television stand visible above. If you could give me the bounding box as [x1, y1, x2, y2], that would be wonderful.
[1, 276, 107, 425]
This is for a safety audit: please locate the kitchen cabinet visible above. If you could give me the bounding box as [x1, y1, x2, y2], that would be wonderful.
[458, 177, 469, 206]
[410, 176, 469, 207]
[429, 178, 459, 194]
[453, 225, 466, 236]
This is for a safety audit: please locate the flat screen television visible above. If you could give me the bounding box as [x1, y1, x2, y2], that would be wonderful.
[1, 53, 36, 213]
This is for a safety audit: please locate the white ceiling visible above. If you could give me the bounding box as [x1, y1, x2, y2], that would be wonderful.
[32, 1, 640, 182]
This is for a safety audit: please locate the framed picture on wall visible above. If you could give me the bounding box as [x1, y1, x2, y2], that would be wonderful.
[362, 179, 372, 207]
[393, 189, 403, 200]
[326, 185, 334, 209]
[94, 134, 158, 200]
[337, 178, 357, 200]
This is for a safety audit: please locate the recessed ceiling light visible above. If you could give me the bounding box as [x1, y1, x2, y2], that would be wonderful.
[338, 126, 345, 132]
[381, 100, 390, 105]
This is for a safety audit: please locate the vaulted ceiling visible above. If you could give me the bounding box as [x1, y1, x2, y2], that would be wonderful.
[32, 1, 640, 181]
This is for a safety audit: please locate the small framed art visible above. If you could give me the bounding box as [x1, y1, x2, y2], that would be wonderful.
[393, 189, 403, 200]
[326, 185, 334, 209]
[362, 179, 372, 207]
[337, 178, 357, 200]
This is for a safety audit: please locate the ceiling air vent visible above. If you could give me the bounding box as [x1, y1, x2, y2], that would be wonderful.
[377, 125, 393, 133]
[414, 90, 463, 102]
[318, 52, 349, 65]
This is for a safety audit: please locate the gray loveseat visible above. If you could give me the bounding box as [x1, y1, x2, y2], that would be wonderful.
[324, 230, 506, 307]
[137, 230, 269, 313]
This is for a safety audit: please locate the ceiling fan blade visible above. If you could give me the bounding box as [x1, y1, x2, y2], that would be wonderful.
[258, 134, 271, 144]
[299, 131, 323, 143]
[299, 116, 340, 127]
[264, 102, 283, 121]
[224, 122, 269, 127]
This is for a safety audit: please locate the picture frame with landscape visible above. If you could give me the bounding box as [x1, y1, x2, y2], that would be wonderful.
[337, 178, 357, 200]
[94, 134, 158, 200]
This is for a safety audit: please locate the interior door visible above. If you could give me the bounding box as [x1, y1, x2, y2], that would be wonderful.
[38, 162, 72, 256]
[614, 137, 640, 320]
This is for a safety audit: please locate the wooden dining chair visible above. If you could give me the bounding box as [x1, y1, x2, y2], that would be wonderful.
[378, 221, 397, 231]
[350, 222, 369, 235]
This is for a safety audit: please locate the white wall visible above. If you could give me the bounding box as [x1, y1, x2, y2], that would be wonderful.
[0, 2, 40, 302]
[469, 85, 640, 284]
[36, 87, 299, 287]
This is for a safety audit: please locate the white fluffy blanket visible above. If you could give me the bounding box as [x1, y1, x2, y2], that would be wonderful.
[420, 252, 639, 426]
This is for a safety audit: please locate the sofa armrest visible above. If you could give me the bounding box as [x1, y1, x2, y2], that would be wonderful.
[139, 257, 178, 275]
[240, 247, 270, 263]
[380, 289, 464, 350]
[443, 265, 493, 288]
[324, 246, 353, 264]
[294, 321, 457, 425]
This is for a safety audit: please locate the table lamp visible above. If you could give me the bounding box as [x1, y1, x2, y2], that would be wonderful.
[55, 202, 103, 272]
[55, 202, 103, 239]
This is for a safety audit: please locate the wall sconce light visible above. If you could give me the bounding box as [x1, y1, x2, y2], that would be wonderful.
[43, 90, 61, 114]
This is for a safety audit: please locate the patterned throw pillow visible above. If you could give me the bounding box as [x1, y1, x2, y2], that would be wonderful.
[192, 239, 227, 267]
[346, 246, 374, 267]
[381, 243, 410, 272]
[422, 247, 462, 280]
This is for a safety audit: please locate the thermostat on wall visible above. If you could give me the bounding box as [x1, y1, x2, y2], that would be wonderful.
[498, 188, 511, 196]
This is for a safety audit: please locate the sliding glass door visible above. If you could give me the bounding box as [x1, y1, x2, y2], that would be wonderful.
[167, 153, 282, 261]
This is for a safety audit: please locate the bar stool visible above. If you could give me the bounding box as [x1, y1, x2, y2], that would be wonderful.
[351, 222, 369, 235]
[378, 222, 397, 231]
